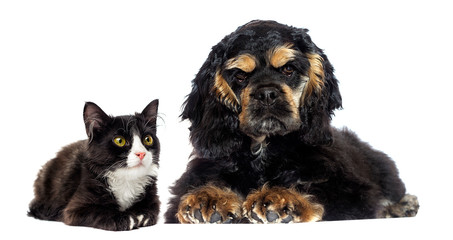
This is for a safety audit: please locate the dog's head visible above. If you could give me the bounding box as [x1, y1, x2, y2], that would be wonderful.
[183, 20, 342, 158]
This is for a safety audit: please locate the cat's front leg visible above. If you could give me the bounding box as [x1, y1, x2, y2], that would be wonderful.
[63, 204, 141, 231]
[126, 187, 160, 227]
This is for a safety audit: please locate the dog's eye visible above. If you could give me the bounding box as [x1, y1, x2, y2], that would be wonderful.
[234, 72, 248, 83]
[281, 65, 294, 77]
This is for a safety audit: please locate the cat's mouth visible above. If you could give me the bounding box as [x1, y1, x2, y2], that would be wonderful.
[126, 151, 150, 169]
[129, 162, 145, 169]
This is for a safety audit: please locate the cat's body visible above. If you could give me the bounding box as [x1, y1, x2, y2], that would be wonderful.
[28, 100, 160, 231]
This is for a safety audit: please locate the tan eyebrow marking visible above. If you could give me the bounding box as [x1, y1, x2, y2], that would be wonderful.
[268, 43, 297, 68]
[225, 54, 257, 73]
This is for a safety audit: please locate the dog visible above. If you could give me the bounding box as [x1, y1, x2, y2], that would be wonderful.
[165, 20, 419, 223]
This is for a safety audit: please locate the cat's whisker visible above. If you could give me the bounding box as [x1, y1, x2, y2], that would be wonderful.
[97, 161, 127, 180]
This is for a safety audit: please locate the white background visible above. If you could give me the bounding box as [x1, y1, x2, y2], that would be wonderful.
[1, 0, 452, 239]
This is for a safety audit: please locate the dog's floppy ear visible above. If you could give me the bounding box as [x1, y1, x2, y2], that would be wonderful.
[294, 28, 342, 145]
[181, 43, 244, 158]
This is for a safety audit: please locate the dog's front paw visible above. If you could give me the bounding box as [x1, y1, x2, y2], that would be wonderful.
[177, 185, 242, 224]
[243, 185, 324, 223]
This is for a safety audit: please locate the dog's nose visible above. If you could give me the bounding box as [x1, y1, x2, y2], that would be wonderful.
[254, 87, 280, 106]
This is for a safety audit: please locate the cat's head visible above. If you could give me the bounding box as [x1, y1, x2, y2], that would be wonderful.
[82, 100, 160, 177]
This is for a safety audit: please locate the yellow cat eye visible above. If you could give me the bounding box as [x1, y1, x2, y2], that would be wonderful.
[113, 136, 126, 147]
[143, 135, 153, 146]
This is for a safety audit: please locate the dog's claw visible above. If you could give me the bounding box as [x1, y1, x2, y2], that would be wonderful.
[194, 209, 204, 223]
[266, 211, 279, 222]
[209, 211, 222, 223]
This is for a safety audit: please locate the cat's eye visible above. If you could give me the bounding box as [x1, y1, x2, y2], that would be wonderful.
[143, 135, 153, 146]
[113, 136, 126, 147]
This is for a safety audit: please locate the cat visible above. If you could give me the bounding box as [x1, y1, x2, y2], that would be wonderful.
[28, 100, 160, 231]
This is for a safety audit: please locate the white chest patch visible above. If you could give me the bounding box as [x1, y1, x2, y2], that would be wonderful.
[105, 134, 159, 211]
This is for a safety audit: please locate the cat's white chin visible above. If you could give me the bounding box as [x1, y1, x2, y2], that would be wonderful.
[129, 162, 145, 169]
[126, 161, 158, 178]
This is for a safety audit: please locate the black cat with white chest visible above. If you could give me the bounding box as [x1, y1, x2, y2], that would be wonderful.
[28, 100, 160, 231]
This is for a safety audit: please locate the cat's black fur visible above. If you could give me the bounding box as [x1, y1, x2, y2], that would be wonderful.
[28, 100, 160, 231]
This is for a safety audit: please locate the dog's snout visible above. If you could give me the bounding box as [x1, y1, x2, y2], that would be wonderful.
[254, 87, 280, 106]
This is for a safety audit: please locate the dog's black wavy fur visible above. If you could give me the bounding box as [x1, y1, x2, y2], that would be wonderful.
[165, 20, 417, 222]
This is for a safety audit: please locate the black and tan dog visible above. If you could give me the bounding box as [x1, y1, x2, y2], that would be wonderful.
[165, 20, 419, 223]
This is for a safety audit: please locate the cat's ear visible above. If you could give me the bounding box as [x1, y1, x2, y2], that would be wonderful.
[141, 99, 159, 127]
[83, 102, 110, 141]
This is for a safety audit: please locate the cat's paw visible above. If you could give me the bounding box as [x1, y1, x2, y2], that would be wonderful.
[177, 185, 242, 223]
[96, 214, 155, 231]
[104, 215, 139, 231]
[128, 214, 157, 229]
[63, 206, 156, 231]
[243, 185, 324, 223]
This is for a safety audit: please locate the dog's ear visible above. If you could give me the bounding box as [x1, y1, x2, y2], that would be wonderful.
[181, 43, 244, 158]
[294, 29, 342, 145]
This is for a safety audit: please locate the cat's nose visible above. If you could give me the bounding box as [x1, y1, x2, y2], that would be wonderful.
[135, 152, 146, 160]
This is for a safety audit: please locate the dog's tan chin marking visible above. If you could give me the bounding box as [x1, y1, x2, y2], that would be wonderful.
[252, 135, 266, 144]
